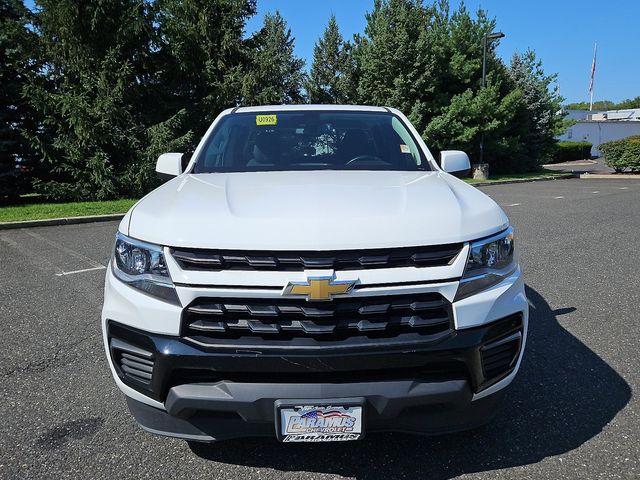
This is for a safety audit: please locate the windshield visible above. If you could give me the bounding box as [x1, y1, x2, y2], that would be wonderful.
[193, 111, 429, 173]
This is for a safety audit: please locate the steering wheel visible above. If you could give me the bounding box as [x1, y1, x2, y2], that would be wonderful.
[345, 155, 384, 166]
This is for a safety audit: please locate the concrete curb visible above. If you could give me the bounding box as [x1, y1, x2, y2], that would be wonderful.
[579, 173, 640, 179]
[0, 213, 125, 231]
[471, 173, 574, 187]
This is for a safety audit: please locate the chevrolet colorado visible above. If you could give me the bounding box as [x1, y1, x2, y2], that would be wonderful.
[102, 105, 528, 443]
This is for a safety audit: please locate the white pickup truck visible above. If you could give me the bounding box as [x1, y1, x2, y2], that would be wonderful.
[102, 105, 528, 443]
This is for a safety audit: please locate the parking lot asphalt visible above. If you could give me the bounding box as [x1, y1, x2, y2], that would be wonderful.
[1, 177, 639, 480]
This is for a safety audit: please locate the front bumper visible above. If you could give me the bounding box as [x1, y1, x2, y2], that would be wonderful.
[102, 262, 528, 441]
[106, 311, 524, 441]
[125, 376, 507, 442]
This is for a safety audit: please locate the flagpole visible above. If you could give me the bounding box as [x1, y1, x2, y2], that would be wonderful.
[589, 42, 597, 111]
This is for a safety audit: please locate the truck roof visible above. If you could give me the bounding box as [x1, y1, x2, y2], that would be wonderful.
[234, 104, 389, 113]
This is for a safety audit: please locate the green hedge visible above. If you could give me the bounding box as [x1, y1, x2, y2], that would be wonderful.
[600, 136, 640, 173]
[549, 141, 593, 163]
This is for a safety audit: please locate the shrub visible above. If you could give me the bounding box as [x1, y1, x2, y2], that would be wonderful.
[549, 141, 593, 163]
[600, 136, 640, 173]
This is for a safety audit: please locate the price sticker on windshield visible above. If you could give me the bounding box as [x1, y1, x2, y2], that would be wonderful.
[256, 115, 277, 126]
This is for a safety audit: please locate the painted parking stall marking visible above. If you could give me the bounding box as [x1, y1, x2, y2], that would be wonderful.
[55, 266, 106, 277]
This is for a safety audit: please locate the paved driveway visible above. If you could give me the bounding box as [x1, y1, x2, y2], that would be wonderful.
[1, 178, 638, 479]
[543, 157, 613, 174]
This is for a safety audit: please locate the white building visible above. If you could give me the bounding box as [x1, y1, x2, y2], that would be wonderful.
[559, 109, 640, 156]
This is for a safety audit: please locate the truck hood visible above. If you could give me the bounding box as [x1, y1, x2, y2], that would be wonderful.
[127, 171, 508, 250]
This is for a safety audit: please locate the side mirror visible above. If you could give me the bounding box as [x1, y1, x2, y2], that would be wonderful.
[156, 153, 183, 182]
[440, 150, 471, 178]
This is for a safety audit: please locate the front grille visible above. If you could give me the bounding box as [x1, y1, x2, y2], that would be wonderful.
[181, 292, 453, 347]
[170, 244, 462, 272]
[480, 331, 521, 381]
[110, 338, 155, 385]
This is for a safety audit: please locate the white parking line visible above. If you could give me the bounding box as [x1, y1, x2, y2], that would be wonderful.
[21, 229, 104, 269]
[619, 187, 629, 190]
[555, 196, 564, 199]
[55, 266, 106, 277]
[503, 203, 521, 207]
[592, 191, 599, 194]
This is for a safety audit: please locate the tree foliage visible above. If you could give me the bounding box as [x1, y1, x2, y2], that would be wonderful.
[23, 0, 292, 200]
[156, 0, 256, 136]
[241, 11, 305, 105]
[504, 50, 564, 169]
[566, 97, 640, 111]
[355, 0, 432, 123]
[306, 14, 355, 104]
[25, 0, 152, 200]
[600, 136, 640, 173]
[352, 0, 564, 172]
[1, 0, 579, 202]
[0, 0, 39, 200]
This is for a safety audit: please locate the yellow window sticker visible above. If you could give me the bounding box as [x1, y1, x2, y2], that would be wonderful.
[400, 144, 411, 153]
[256, 114, 277, 126]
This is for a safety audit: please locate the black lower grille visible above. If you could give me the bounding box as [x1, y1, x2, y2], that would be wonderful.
[480, 331, 521, 380]
[167, 361, 467, 390]
[181, 292, 453, 347]
[111, 338, 155, 385]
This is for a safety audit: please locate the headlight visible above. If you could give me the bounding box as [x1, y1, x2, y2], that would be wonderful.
[112, 232, 180, 305]
[455, 227, 516, 301]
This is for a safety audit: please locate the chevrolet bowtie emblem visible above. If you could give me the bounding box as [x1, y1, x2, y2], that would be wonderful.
[284, 276, 356, 301]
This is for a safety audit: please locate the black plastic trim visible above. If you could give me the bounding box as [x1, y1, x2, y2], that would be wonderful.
[125, 379, 507, 442]
[106, 313, 524, 403]
[180, 292, 454, 347]
[170, 243, 463, 272]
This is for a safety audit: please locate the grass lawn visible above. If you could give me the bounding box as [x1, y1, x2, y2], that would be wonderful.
[0, 198, 137, 223]
[464, 169, 567, 184]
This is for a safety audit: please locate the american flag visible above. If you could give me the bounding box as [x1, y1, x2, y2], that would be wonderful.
[301, 410, 349, 419]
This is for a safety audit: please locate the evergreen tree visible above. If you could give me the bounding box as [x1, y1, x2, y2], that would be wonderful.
[155, 0, 256, 137]
[355, 0, 430, 124]
[355, 0, 503, 153]
[26, 0, 154, 200]
[241, 11, 306, 105]
[306, 14, 355, 104]
[0, 0, 39, 200]
[424, 83, 523, 168]
[14, 0, 568, 201]
[505, 50, 564, 168]
[421, 2, 514, 164]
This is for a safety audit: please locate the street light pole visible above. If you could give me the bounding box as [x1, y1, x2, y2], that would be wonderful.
[479, 31, 505, 168]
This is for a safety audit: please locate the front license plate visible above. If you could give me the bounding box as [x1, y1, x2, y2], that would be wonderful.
[278, 405, 363, 442]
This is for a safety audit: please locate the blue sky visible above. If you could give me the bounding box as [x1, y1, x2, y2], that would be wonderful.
[246, 0, 640, 104]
